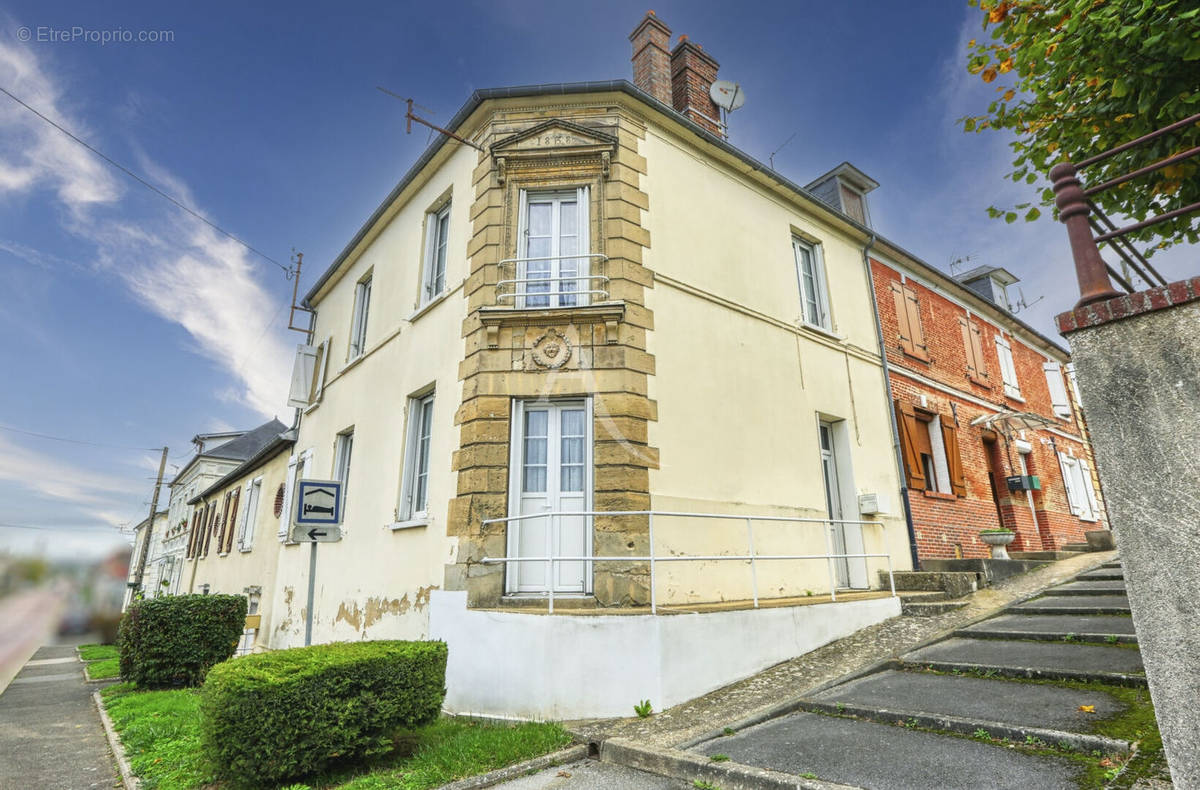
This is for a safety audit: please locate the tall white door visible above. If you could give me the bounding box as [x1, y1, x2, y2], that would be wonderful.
[508, 400, 591, 594]
[819, 420, 868, 589]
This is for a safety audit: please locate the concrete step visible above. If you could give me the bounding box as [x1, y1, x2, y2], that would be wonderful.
[901, 637, 1145, 685]
[1075, 568, 1125, 581]
[902, 599, 969, 617]
[957, 613, 1137, 644]
[693, 711, 1084, 789]
[804, 668, 1131, 753]
[1010, 550, 1086, 560]
[1041, 580, 1127, 596]
[1010, 594, 1131, 615]
[883, 570, 979, 597]
[1060, 542, 1093, 553]
[920, 558, 1048, 585]
[1101, 560, 1123, 569]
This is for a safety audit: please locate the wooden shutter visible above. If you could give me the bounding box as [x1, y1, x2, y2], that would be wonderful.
[893, 400, 927, 490]
[186, 511, 200, 559]
[902, 286, 929, 359]
[941, 422, 968, 497]
[1044, 362, 1071, 418]
[969, 322, 988, 379]
[225, 489, 240, 554]
[891, 283, 915, 356]
[203, 504, 216, 557]
[1057, 452, 1080, 515]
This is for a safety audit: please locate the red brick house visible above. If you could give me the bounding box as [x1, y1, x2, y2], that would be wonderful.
[866, 253, 1107, 559]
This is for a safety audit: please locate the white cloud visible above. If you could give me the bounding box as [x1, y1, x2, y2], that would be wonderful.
[0, 436, 143, 521]
[0, 38, 291, 416]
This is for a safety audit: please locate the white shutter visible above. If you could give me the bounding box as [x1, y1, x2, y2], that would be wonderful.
[1079, 459, 1101, 521]
[996, 336, 1020, 397]
[1044, 362, 1071, 419]
[287, 345, 318, 408]
[311, 339, 330, 404]
[279, 456, 298, 539]
[1057, 452, 1081, 516]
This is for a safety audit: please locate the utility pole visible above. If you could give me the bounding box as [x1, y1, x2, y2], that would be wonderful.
[132, 446, 169, 595]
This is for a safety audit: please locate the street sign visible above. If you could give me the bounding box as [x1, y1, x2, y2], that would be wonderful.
[290, 479, 344, 543]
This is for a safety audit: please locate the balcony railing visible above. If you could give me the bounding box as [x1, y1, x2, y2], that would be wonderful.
[1051, 112, 1200, 307]
[495, 253, 609, 308]
[480, 509, 900, 614]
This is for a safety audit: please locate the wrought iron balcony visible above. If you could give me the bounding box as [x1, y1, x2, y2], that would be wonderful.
[495, 253, 609, 308]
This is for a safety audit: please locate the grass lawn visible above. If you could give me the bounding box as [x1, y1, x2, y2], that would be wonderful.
[84, 657, 120, 680]
[100, 683, 574, 790]
[78, 644, 118, 661]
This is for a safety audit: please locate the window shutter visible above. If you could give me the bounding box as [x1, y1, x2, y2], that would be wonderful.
[903, 286, 929, 359]
[1079, 458, 1101, 518]
[1057, 452, 1081, 515]
[279, 459, 297, 539]
[1044, 362, 1071, 419]
[893, 400, 927, 490]
[287, 344, 318, 408]
[186, 511, 199, 559]
[969, 322, 988, 379]
[941, 422, 968, 497]
[225, 489, 240, 554]
[959, 317, 977, 380]
[310, 339, 329, 404]
[891, 283, 914, 355]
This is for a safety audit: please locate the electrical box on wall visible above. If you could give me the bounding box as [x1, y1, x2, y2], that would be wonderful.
[1006, 475, 1041, 491]
[858, 492, 890, 515]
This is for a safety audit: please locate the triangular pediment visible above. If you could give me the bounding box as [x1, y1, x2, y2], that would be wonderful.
[491, 119, 617, 155]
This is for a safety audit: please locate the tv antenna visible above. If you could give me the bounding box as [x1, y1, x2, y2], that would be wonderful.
[375, 86, 484, 152]
[709, 80, 745, 137]
[949, 254, 977, 277]
[1011, 287, 1044, 315]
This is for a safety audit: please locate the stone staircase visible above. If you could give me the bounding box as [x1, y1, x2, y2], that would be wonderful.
[683, 558, 1153, 789]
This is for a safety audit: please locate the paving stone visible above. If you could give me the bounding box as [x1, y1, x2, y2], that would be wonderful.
[694, 711, 1081, 789]
[1043, 580, 1127, 595]
[1010, 594, 1130, 615]
[809, 669, 1125, 734]
[959, 614, 1137, 642]
[902, 638, 1144, 679]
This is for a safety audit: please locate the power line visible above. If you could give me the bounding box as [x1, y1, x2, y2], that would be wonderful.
[0, 423, 163, 452]
[0, 85, 292, 277]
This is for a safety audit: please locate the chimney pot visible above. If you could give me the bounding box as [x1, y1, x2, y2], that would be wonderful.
[670, 37, 722, 136]
[630, 11, 673, 106]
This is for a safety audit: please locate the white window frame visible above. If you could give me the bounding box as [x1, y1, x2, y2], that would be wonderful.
[995, 335, 1022, 399]
[1058, 451, 1099, 522]
[349, 276, 372, 360]
[924, 414, 952, 493]
[516, 187, 590, 309]
[1043, 361, 1072, 419]
[334, 430, 354, 489]
[238, 476, 263, 552]
[793, 238, 832, 331]
[422, 203, 451, 304]
[398, 393, 435, 523]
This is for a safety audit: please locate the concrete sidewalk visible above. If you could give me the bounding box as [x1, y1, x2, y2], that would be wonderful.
[0, 644, 118, 789]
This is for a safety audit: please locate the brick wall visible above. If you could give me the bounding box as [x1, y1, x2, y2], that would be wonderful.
[872, 259, 1106, 559]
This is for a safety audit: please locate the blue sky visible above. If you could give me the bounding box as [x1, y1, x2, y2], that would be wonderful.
[0, 1, 1191, 559]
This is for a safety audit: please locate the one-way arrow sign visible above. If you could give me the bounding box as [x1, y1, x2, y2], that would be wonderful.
[290, 478, 344, 543]
[294, 524, 341, 543]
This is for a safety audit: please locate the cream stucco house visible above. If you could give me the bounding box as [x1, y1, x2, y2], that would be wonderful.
[267, 14, 915, 718]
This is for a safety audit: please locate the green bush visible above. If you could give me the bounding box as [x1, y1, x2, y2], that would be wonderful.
[199, 640, 448, 786]
[118, 594, 247, 688]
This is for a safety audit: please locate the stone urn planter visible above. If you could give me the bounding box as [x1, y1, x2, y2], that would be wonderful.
[980, 530, 1016, 560]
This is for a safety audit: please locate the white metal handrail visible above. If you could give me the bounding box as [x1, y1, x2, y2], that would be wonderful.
[496, 254, 611, 306]
[497, 253, 609, 266]
[480, 510, 898, 614]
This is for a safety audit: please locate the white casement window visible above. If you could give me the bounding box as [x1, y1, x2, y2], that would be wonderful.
[334, 430, 354, 494]
[1043, 361, 1072, 419]
[793, 238, 831, 330]
[1058, 451, 1099, 522]
[238, 477, 263, 551]
[995, 335, 1021, 399]
[422, 204, 450, 304]
[349, 276, 372, 359]
[399, 394, 435, 521]
[517, 188, 590, 308]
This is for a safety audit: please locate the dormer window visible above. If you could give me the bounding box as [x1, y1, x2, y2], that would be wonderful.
[804, 162, 879, 228]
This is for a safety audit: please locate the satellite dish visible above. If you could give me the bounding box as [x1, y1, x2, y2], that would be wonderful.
[709, 80, 745, 112]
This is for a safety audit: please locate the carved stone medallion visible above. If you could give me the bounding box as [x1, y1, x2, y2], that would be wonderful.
[531, 328, 572, 369]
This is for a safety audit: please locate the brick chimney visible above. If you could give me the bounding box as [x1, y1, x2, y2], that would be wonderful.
[670, 35, 721, 136]
[630, 11, 673, 106]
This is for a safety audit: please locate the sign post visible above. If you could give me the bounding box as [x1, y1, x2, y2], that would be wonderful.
[291, 479, 344, 646]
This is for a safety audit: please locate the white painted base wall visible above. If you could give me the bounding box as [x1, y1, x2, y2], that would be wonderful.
[429, 591, 901, 720]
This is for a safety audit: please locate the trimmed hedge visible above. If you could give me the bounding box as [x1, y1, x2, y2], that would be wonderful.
[199, 640, 448, 786]
[118, 594, 247, 688]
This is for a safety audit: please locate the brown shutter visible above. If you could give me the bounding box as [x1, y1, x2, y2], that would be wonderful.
[203, 504, 216, 557]
[891, 283, 915, 355]
[893, 399, 927, 490]
[903, 286, 929, 359]
[186, 512, 199, 559]
[218, 492, 232, 554]
[941, 422, 968, 497]
[225, 489, 240, 554]
[969, 323, 988, 378]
